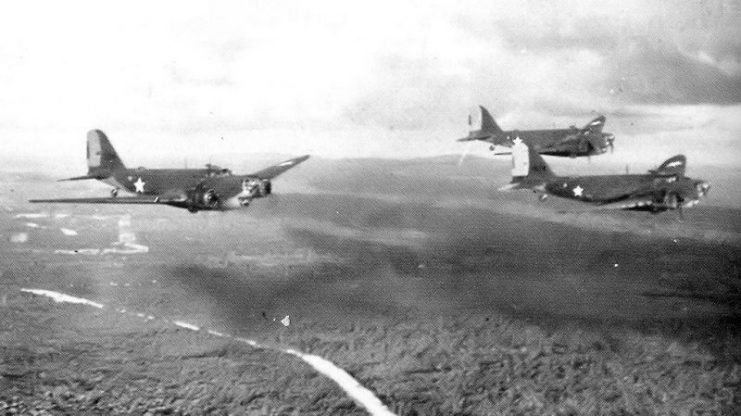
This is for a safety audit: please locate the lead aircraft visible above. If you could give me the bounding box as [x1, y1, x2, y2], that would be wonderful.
[31, 130, 309, 213]
[501, 140, 710, 218]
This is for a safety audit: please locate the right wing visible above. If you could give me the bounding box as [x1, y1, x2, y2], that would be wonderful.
[249, 155, 310, 180]
[556, 193, 656, 213]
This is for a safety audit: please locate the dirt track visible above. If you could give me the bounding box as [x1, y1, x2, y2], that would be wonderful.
[2, 183, 740, 413]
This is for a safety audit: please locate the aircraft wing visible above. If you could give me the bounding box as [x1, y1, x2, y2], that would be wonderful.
[30, 195, 184, 205]
[249, 155, 310, 180]
[595, 196, 655, 210]
[582, 115, 606, 133]
[556, 195, 655, 213]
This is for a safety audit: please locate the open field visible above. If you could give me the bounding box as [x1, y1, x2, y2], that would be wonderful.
[1, 156, 740, 414]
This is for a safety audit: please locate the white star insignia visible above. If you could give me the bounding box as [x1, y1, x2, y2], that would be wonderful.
[134, 177, 146, 193]
[512, 136, 523, 145]
[572, 185, 584, 197]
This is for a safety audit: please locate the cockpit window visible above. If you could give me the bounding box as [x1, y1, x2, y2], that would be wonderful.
[205, 164, 231, 177]
[653, 175, 677, 186]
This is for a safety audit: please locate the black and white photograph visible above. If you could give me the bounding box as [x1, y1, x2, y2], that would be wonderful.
[1, 1, 739, 414]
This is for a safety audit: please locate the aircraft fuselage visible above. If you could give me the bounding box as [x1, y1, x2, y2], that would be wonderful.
[496, 128, 612, 157]
[104, 168, 224, 196]
[544, 174, 709, 210]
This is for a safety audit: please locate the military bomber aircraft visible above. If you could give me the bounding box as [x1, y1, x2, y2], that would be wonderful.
[501, 140, 710, 217]
[458, 106, 615, 158]
[31, 130, 309, 213]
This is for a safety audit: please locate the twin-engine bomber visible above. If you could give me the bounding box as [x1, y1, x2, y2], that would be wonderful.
[501, 140, 710, 217]
[31, 130, 309, 213]
[458, 106, 615, 158]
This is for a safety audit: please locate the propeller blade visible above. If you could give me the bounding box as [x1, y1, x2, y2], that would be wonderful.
[457, 142, 472, 167]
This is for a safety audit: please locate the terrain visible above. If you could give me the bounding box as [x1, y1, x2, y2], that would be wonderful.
[1, 155, 739, 415]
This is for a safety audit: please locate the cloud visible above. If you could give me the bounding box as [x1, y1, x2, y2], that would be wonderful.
[0, 0, 739, 163]
[610, 41, 741, 104]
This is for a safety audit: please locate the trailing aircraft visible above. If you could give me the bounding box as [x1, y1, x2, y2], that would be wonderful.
[501, 140, 710, 218]
[458, 106, 614, 157]
[31, 130, 309, 213]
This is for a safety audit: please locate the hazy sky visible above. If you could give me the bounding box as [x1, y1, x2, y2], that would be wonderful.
[1, 0, 740, 171]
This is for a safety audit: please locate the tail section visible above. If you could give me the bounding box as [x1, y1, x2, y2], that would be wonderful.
[87, 130, 125, 172]
[500, 141, 555, 191]
[60, 130, 126, 181]
[581, 115, 605, 134]
[457, 105, 504, 142]
[479, 106, 503, 135]
[650, 154, 686, 177]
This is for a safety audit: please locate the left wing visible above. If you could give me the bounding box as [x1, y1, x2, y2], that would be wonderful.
[249, 155, 310, 180]
[556, 197, 656, 213]
[596, 196, 655, 210]
[30, 195, 183, 205]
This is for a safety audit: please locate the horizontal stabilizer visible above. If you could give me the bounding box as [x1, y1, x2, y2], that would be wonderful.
[498, 183, 523, 192]
[58, 174, 108, 182]
[457, 136, 487, 142]
[490, 144, 513, 155]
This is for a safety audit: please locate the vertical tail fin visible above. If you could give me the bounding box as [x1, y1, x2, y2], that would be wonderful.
[59, 130, 126, 181]
[650, 154, 686, 177]
[479, 106, 503, 135]
[501, 141, 554, 191]
[457, 105, 504, 142]
[87, 130, 125, 174]
[581, 115, 605, 134]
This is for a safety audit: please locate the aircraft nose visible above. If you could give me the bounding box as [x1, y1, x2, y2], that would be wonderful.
[697, 181, 711, 197]
[606, 134, 615, 153]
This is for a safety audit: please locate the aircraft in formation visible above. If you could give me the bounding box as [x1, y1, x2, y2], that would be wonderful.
[31, 107, 709, 218]
[458, 106, 615, 158]
[31, 130, 309, 213]
[500, 140, 711, 218]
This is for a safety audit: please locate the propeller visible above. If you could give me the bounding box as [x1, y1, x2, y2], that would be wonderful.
[457, 112, 474, 166]
[457, 142, 472, 167]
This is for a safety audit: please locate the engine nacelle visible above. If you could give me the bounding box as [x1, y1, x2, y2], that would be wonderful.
[260, 179, 272, 196]
[242, 179, 272, 197]
[577, 138, 590, 153]
[201, 188, 218, 206]
[652, 191, 680, 210]
[187, 187, 219, 210]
